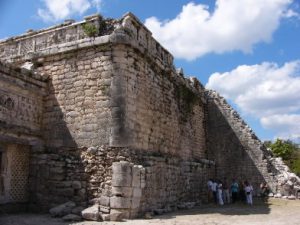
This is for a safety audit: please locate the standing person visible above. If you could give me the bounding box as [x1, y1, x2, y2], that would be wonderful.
[260, 182, 269, 201]
[212, 179, 218, 204]
[231, 179, 239, 203]
[223, 178, 230, 204]
[217, 180, 224, 205]
[244, 181, 254, 205]
[207, 179, 213, 203]
[239, 181, 246, 203]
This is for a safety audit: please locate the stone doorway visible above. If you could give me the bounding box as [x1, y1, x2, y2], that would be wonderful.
[0, 143, 30, 204]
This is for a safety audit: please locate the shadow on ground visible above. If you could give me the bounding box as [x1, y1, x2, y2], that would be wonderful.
[3, 198, 294, 225]
[146, 197, 271, 221]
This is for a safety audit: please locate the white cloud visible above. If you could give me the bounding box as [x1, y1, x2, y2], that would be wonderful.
[38, 0, 101, 22]
[206, 60, 300, 140]
[92, 0, 102, 13]
[261, 114, 300, 139]
[145, 0, 298, 60]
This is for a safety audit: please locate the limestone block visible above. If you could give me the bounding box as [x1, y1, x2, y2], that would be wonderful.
[56, 188, 74, 197]
[62, 214, 82, 221]
[99, 196, 110, 207]
[274, 193, 282, 198]
[101, 213, 110, 221]
[132, 187, 142, 198]
[141, 180, 146, 188]
[112, 161, 131, 174]
[71, 206, 85, 215]
[112, 186, 133, 197]
[72, 181, 82, 189]
[112, 162, 132, 187]
[109, 209, 130, 221]
[110, 196, 131, 209]
[132, 166, 141, 187]
[130, 209, 139, 219]
[87, 147, 97, 154]
[288, 195, 296, 200]
[77, 188, 86, 198]
[100, 205, 110, 213]
[131, 197, 141, 209]
[49, 201, 76, 217]
[81, 205, 100, 221]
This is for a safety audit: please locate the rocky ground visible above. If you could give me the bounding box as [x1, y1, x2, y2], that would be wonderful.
[1, 198, 300, 225]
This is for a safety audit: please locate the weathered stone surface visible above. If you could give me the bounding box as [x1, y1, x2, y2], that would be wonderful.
[49, 201, 76, 217]
[274, 193, 282, 198]
[99, 196, 110, 207]
[72, 181, 82, 189]
[288, 195, 296, 200]
[132, 188, 142, 198]
[110, 196, 131, 209]
[100, 205, 110, 213]
[101, 213, 111, 221]
[81, 205, 100, 221]
[109, 209, 129, 221]
[0, 11, 299, 221]
[112, 186, 133, 197]
[144, 212, 153, 219]
[71, 206, 85, 215]
[62, 214, 82, 221]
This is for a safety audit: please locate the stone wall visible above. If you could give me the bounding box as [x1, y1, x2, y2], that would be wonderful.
[206, 90, 300, 196]
[35, 45, 114, 148]
[1, 11, 299, 221]
[80, 147, 214, 220]
[0, 14, 114, 62]
[0, 62, 47, 141]
[119, 42, 207, 159]
[0, 62, 46, 207]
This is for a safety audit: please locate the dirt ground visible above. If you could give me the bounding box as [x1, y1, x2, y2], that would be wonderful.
[1, 198, 300, 225]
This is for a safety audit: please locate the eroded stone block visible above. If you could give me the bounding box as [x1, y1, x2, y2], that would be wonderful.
[81, 204, 100, 221]
[112, 186, 133, 197]
[110, 196, 131, 209]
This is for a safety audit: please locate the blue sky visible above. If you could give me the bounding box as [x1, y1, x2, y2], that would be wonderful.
[1, 0, 300, 142]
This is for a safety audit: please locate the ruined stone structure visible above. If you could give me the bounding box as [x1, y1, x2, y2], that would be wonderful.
[0, 13, 299, 220]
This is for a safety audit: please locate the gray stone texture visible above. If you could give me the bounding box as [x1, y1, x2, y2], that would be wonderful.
[81, 204, 100, 221]
[0, 12, 299, 221]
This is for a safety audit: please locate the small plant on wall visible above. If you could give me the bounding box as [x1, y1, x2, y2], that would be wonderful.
[82, 23, 98, 37]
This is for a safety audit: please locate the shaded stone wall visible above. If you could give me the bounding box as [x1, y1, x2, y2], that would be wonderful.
[0, 62, 46, 140]
[206, 90, 277, 193]
[0, 62, 46, 207]
[35, 45, 114, 148]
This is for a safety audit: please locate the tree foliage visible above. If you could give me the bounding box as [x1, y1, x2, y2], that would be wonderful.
[269, 139, 295, 160]
[265, 139, 300, 176]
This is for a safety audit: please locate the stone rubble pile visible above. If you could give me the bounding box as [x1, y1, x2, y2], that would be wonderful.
[268, 156, 300, 199]
[207, 90, 300, 199]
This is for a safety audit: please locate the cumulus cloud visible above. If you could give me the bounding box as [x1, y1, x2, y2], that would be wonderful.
[261, 114, 300, 139]
[206, 60, 300, 139]
[38, 0, 102, 22]
[145, 0, 298, 60]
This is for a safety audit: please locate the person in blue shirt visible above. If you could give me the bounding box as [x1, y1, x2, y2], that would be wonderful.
[231, 179, 239, 203]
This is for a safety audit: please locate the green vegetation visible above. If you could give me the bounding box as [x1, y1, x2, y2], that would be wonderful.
[265, 139, 300, 176]
[82, 23, 98, 37]
[175, 84, 199, 121]
[99, 85, 110, 96]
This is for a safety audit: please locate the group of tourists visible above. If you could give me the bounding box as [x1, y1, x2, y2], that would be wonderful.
[207, 179, 254, 205]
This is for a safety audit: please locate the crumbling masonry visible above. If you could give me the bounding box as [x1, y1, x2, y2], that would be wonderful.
[0, 13, 299, 220]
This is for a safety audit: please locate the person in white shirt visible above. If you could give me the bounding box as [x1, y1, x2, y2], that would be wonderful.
[217, 181, 224, 205]
[207, 179, 213, 203]
[244, 181, 253, 205]
[211, 180, 218, 204]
